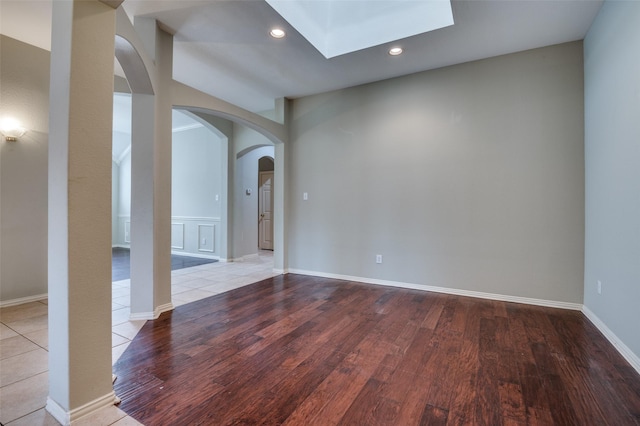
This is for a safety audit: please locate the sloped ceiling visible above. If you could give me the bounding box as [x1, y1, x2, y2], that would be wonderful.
[1, 0, 603, 112]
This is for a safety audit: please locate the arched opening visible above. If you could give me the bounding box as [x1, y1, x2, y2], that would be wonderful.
[174, 109, 232, 262]
[110, 99, 226, 276]
[112, 22, 288, 328]
[234, 140, 275, 260]
[170, 109, 224, 263]
[176, 106, 284, 267]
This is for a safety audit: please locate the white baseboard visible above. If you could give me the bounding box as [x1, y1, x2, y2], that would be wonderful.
[128, 311, 151, 321]
[114, 247, 218, 261]
[129, 302, 174, 321]
[0, 293, 48, 308]
[287, 269, 583, 311]
[582, 306, 640, 375]
[287, 269, 640, 375]
[46, 391, 117, 425]
[171, 250, 219, 260]
[155, 302, 174, 318]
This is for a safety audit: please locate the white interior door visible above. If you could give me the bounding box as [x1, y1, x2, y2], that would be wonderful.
[258, 171, 274, 250]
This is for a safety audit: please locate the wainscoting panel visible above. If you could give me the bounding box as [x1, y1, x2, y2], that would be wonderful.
[198, 224, 215, 253]
[171, 223, 185, 249]
[116, 216, 220, 258]
[124, 221, 130, 243]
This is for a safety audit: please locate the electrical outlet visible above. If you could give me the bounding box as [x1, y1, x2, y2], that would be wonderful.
[597, 280, 602, 295]
[376, 254, 383, 264]
[303, 192, 308, 201]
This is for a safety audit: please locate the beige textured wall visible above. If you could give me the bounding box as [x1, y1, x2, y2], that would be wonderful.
[288, 42, 585, 303]
[0, 35, 49, 303]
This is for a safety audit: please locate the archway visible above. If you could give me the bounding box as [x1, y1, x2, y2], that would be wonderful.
[174, 104, 287, 271]
[114, 9, 289, 316]
[110, 101, 228, 267]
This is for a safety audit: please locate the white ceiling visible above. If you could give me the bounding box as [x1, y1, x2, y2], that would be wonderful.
[1, 0, 603, 113]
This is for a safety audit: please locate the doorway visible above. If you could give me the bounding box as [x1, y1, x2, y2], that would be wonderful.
[258, 156, 274, 250]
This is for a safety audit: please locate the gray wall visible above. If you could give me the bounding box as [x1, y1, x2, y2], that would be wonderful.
[288, 41, 585, 303]
[0, 36, 49, 303]
[116, 147, 132, 244]
[171, 125, 223, 256]
[118, 151, 132, 216]
[111, 129, 130, 245]
[584, 1, 640, 359]
[172, 126, 222, 219]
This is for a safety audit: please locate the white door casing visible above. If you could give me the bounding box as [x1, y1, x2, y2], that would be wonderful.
[258, 171, 274, 250]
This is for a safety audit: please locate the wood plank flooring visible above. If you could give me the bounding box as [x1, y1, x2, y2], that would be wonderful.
[113, 274, 640, 425]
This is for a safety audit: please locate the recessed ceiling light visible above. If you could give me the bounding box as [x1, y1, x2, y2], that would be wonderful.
[270, 28, 286, 39]
[389, 47, 403, 56]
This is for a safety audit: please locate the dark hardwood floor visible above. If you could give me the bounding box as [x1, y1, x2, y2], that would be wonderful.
[113, 274, 640, 425]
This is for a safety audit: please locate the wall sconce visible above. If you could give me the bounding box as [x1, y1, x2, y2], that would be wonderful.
[0, 117, 27, 141]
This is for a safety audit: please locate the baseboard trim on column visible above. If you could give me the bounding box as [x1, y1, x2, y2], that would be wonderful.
[46, 391, 117, 425]
[129, 302, 174, 321]
[154, 302, 174, 318]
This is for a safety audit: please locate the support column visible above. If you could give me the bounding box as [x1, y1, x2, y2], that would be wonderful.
[273, 99, 289, 273]
[220, 133, 233, 261]
[47, 1, 119, 423]
[274, 142, 288, 273]
[129, 19, 173, 319]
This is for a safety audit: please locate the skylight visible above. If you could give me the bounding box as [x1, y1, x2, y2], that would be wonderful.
[265, 0, 454, 58]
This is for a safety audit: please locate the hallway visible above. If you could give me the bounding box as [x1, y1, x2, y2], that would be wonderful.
[0, 251, 277, 425]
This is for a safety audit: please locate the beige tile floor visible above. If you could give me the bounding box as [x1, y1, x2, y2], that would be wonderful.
[0, 251, 277, 425]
